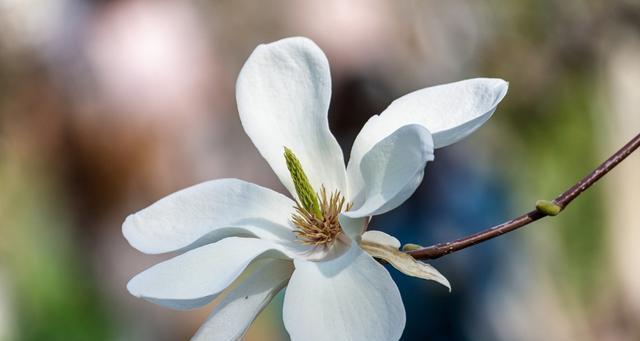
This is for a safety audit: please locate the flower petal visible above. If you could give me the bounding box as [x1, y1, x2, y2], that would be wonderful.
[351, 78, 507, 159]
[360, 230, 450, 291]
[381, 78, 507, 148]
[361, 230, 401, 249]
[127, 237, 288, 310]
[283, 244, 405, 341]
[192, 259, 293, 341]
[236, 37, 347, 198]
[343, 124, 433, 222]
[123, 179, 296, 254]
[337, 215, 369, 241]
[301, 232, 353, 262]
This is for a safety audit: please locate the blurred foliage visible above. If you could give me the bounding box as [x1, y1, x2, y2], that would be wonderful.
[509, 73, 604, 296]
[484, 0, 610, 300]
[0, 155, 115, 341]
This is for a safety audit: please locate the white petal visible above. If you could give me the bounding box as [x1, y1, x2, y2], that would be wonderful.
[381, 78, 507, 148]
[283, 244, 405, 341]
[337, 215, 369, 240]
[192, 259, 293, 341]
[127, 238, 288, 310]
[123, 179, 296, 254]
[300, 232, 353, 262]
[361, 230, 401, 249]
[236, 37, 347, 198]
[344, 124, 433, 220]
[359, 231, 450, 291]
[347, 79, 507, 187]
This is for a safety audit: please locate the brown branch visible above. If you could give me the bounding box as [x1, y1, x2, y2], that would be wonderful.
[408, 132, 640, 260]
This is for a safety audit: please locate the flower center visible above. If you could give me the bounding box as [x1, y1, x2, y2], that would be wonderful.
[284, 147, 351, 246]
[292, 186, 352, 246]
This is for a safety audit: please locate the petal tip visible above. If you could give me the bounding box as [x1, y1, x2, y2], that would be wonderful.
[426, 264, 451, 292]
[122, 213, 152, 254]
[495, 78, 509, 94]
[487, 77, 509, 100]
[121, 214, 138, 245]
[255, 36, 320, 55]
[441, 276, 452, 293]
[125, 275, 142, 298]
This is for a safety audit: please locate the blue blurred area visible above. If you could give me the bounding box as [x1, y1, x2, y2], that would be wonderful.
[375, 147, 511, 341]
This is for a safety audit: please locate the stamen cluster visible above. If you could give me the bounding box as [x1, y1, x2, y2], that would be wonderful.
[292, 186, 352, 246]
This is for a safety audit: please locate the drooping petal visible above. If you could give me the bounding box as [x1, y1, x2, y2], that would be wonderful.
[236, 37, 347, 198]
[361, 230, 401, 249]
[343, 124, 433, 223]
[283, 244, 405, 341]
[192, 259, 293, 341]
[360, 230, 450, 290]
[127, 237, 288, 310]
[123, 179, 296, 254]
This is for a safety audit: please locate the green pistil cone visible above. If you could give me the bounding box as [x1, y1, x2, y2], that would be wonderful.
[284, 147, 323, 219]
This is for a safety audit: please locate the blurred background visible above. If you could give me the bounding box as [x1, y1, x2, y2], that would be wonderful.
[1, 0, 639, 340]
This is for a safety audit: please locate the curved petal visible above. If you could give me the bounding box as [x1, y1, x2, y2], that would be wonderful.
[123, 179, 296, 254]
[192, 259, 293, 341]
[381, 78, 507, 148]
[236, 37, 347, 198]
[127, 237, 289, 310]
[347, 79, 507, 180]
[283, 244, 405, 341]
[344, 124, 433, 221]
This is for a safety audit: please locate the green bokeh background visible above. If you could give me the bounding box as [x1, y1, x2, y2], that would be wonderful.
[1, 0, 639, 340]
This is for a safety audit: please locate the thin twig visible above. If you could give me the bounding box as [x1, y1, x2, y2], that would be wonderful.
[408, 132, 640, 260]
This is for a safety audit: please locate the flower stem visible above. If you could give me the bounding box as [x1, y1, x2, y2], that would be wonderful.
[408, 132, 640, 260]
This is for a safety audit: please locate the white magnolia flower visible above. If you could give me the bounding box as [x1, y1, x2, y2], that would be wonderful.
[124, 37, 508, 341]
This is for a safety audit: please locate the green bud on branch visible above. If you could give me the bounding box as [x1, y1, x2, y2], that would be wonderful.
[402, 243, 424, 252]
[535, 200, 562, 216]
